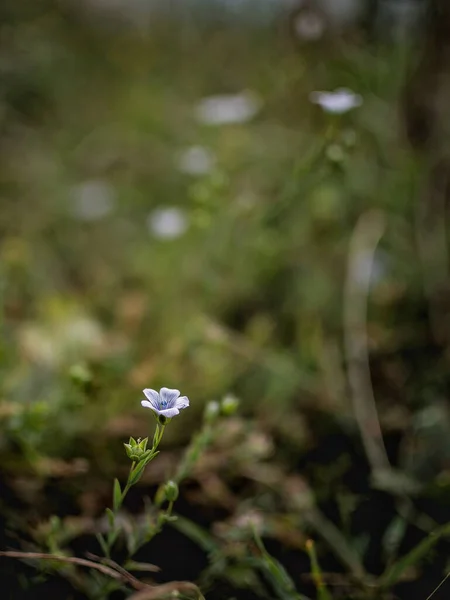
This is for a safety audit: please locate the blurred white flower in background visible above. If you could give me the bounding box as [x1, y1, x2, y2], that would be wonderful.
[70, 179, 116, 221]
[233, 510, 264, 533]
[147, 207, 188, 239]
[177, 145, 216, 175]
[19, 314, 106, 367]
[293, 11, 326, 41]
[309, 88, 363, 114]
[195, 92, 261, 125]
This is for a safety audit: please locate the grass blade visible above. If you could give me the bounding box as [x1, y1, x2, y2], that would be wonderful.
[380, 522, 450, 588]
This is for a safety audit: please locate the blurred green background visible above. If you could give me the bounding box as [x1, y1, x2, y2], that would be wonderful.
[1, 1, 450, 599]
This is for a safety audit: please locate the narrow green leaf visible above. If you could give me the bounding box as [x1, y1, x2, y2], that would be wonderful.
[139, 449, 153, 463]
[113, 479, 122, 512]
[128, 461, 146, 487]
[123, 560, 161, 573]
[96, 533, 109, 557]
[107, 527, 119, 548]
[382, 516, 407, 563]
[380, 522, 450, 588]
[105, 508, 115, 529]
[305, 540, 332, 600]
[173, 516, 219, 554]
[253, 530, 301, 599]
[144, 450, 159, 464]
[138, 437, 148, 452]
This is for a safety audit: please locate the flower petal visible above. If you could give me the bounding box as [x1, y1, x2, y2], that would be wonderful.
[158, 407, 180, 418]
[143, 389, 160, 409]
[141, 400, 158, 412]
[309, 88, 362, 114]
[175, 396, 189, 410]
[159, 387, 180, 406]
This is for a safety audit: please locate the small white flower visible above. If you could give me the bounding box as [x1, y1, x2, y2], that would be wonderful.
[195, 92, 261, 125]
[177, 146, 215, 176]
[294, 11, 326, 41]
[19, 314, 106, 367]
[309, 88, 363, 114]
[234, 510, 264, 533]
[141, 387, 189, 419]
[70, 179, 116, 221]
[147, 207, 188, 239]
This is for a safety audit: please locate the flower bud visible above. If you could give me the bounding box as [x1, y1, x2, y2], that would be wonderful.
[124, 437, 149, 462]
[155, 480, 179, 505]
[164, 480, 179, 502]
[204, 400, 220, 423]
[326, 143, 345, 164]
[221, 394, 239, 416]
[69, 363, 92, 387]
[137, 437, 148, 452]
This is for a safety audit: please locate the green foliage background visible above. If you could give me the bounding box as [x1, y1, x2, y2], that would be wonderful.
[1, 2, 450, 598]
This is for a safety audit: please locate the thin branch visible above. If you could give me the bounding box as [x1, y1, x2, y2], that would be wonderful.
[85, 553, 153, 588]
[86, 552, 160, 574]
[343, 210, 391, 474]
[128, 580, 204, 600]
[0, 551, 148, 590]
[0, 550, 202, 597]
[425, 571, 450, 600]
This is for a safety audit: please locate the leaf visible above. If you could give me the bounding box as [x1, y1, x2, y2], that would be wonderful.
[105, 508, 115, 529]
[304, 540, 332, 600]
[253, 532, 304, 600]
[380, 522, 450, 588]
[139, 449, 153, 462]
[107, 528, 119, 548]
[165, 515, 178, 522]
[172, 516, 218, 554]
[144, 450, 159, 464]
[128, 461, 147, 487]
[123, 559, 161, 573]
[382, 516, 407, 563]
[96, 533, 109, 558]
[113, 479, 122, 512]
[138, 437, 148, 452]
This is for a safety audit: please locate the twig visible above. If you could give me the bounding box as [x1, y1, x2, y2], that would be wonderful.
[128, 580, 204, 600]
[343, 210, 391, 475]
[0, 550, 148, 590]
[425, 571, 450, 600]
[85, 553, 153, 588]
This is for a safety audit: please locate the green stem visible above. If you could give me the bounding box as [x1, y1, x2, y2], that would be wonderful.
[102, 422, 167, 557]
[152, 422, 165, 449]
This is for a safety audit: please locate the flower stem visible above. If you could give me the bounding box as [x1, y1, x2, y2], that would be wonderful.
[101, 422, 167, 558]
[152, 422, 165, 449]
